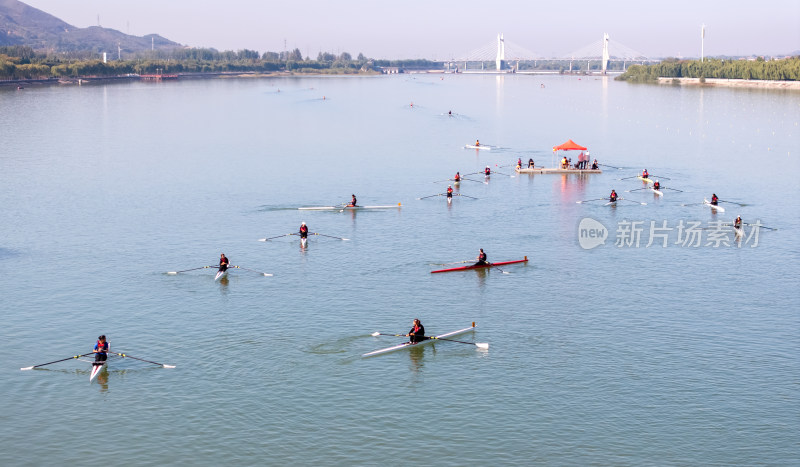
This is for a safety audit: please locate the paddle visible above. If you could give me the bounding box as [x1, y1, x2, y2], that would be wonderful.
[744, 222, 778, 231]
[719, 199, 747, 206]
[21, 353, 94, 370]
[258, 233, 296, 242]
[648, 174, 671, 180]
[370, 332, 488, 349]
[680, 202, 705, 207]
[491, 171, 515, 177]
[617, 175, 640, 180]
[112, 352, 175, 368]
[455, 194, 479, 199]
[166, 266, 215, 275]
[429, 260, 472, 266]
[461, 178, 488, 184]
[311, 232, 350, 241]
[619, 198, 647, 206]
[417, 193, 443, 200]
[488, 263, 511, 274]
[576, 198, 608, 204]
[662, 187, 683, 192]
[598, 163, 624, 170]
[231, 265, 273, 277]
[624, 188, 648, 192]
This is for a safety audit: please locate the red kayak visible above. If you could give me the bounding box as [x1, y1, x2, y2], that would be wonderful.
[431, 256, 528, 274]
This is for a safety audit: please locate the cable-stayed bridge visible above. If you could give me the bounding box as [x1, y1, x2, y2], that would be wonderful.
[450, 33, 655, 73]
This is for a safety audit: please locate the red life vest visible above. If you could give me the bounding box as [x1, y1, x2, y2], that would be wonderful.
[96, 341, 108, 352]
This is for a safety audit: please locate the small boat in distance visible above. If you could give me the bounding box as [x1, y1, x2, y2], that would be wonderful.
[298, 203, 401, 211]
[464, 145, 491, 150]
[431, 256, 528, 273]
[363, 323, 478, 357]
[704, 198, 725, 212]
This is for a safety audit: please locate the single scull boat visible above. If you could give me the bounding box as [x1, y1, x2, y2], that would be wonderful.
[651, 187, 664, 196]
[89, 360, 107, 382]
[298, 203, 402, 211]
[431, 256, 528, 273]
[363, 323, 478, 357]
[703, 198, 725, 212]
[214, 269, 228, 281]
[637, 176, 654, 184]
[464, 145, 491, 150]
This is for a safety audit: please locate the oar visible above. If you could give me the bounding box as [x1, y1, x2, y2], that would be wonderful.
[417, 193, 443, 200]
[112, 352, 176, 368]
[461, 178, 488, 184]
[21, 353, 95, 370]
[491, 171, 514, 177]
[231, 265, 273, 277]
[489, 263, 511, 274]
[662, 187, 683, 192]
[463, 171, 484, 176]
[744, 222, 777, 231]
[719, 199, 747, 206]
[576, 198, 608, 204]
[258, 233, 296, 242]
[311, 232, 350, 241]
[599, 163, 624, 170]
[429, 336, 489, 349]
[166, 266, 215, 275]
[681, 202, 706, 207]
[617, 175, 639, 180]
[648, 174, 671, 180]
[429, 260, 472, 266]
[370, 332, 488, 349]
[624, 188, 647, 192]
[619, 198, 647, 206]
[456, 194, 479, 199]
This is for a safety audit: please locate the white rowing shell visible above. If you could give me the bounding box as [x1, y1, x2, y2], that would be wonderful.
[363, 325, 476, 357]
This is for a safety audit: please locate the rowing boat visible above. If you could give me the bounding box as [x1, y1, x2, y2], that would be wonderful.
[214, 269, 228, 281]
[637, 176, 654, 184]
[516, 167, 602, 174]
[298, 203, 402, 211]
[651, 188, 664, 196]
[703, 198, 725, 212]
[363, 324, 477, 357]
[431, 256, 528, 273]
[90, 360, 106, 382]
[464, 145, 491, 150]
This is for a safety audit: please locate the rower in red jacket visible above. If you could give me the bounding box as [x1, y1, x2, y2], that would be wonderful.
[653, 180, 661, 190]
[407, 319, 425, 344]
[454, 172, 461, 183]
[641, 169, 649, 179]
[710, 193, 719, 205]
[475, 248, 487, 266]
[299, 222, 308, 239]
[348, 194, 357, 207]
[446, 185, 454, 199]
[484, 166, 491, 176]
[610, 190, 618, 202]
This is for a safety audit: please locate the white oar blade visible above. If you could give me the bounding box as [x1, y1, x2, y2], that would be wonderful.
[20, 366, 33, 371]
[258, 239, 267, 242]
[262, 273, 273, 277]
[371, 332, 381, 337]
[476, 343, 489, 349]
[163, 364, 176, 368]
[341, 238, 350, 241]
[166, 272, 178, 275]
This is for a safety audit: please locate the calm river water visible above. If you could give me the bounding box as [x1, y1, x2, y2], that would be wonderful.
[1, 74, 798, 465]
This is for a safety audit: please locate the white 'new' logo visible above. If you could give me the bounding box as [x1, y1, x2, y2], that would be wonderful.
[578, 218, 608, 250]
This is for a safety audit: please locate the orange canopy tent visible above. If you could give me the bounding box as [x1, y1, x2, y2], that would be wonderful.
[552, 139, 587, 151]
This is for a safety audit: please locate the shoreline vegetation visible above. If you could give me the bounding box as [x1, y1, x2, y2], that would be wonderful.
[616, 57, 800, 89]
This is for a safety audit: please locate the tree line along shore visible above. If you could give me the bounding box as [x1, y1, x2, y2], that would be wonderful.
[616, 56, 800, 83]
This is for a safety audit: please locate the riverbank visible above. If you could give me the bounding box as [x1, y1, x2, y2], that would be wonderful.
[657, 77, 800, 90]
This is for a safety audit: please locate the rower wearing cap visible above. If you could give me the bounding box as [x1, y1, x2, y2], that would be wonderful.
[641, 169, 649, 179]
[348, 194, 357, 207]
[475, 248, 487, 266]
[218, 253, 229, 273]
[299, 222, 308, 240]
[710, 193, 719, 206]
[610, 190, 618, 202]
[653, 180, 661, 190]
[734, 215, 743, 230]
[93, 335, 109, 366]
[446, 185, 454, 200]
[484, 166, 491, 176]
[407, 319, 425, 344]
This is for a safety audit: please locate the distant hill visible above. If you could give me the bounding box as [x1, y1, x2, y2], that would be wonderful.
[0, 0, 180, 53]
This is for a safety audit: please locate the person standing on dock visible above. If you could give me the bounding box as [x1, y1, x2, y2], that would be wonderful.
[299, 222, 308, 240]
[407, 319, 425, 344]
[219, 253, 229, 273]
[475, 248, 487, 266]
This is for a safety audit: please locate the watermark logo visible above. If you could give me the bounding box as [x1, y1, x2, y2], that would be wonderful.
[578, 217, 608, 250]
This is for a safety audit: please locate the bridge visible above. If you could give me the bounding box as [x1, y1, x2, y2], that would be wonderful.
[449, 33, 655, 73]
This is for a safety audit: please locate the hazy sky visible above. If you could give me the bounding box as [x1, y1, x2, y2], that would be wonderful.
[22, 0, 800, 58]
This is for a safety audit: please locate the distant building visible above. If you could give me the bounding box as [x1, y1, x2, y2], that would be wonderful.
[380, 67, 402, 74]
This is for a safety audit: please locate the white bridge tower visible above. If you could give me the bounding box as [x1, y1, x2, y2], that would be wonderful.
[496, 33, 506, 71]
[601, 33, 610, 74]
